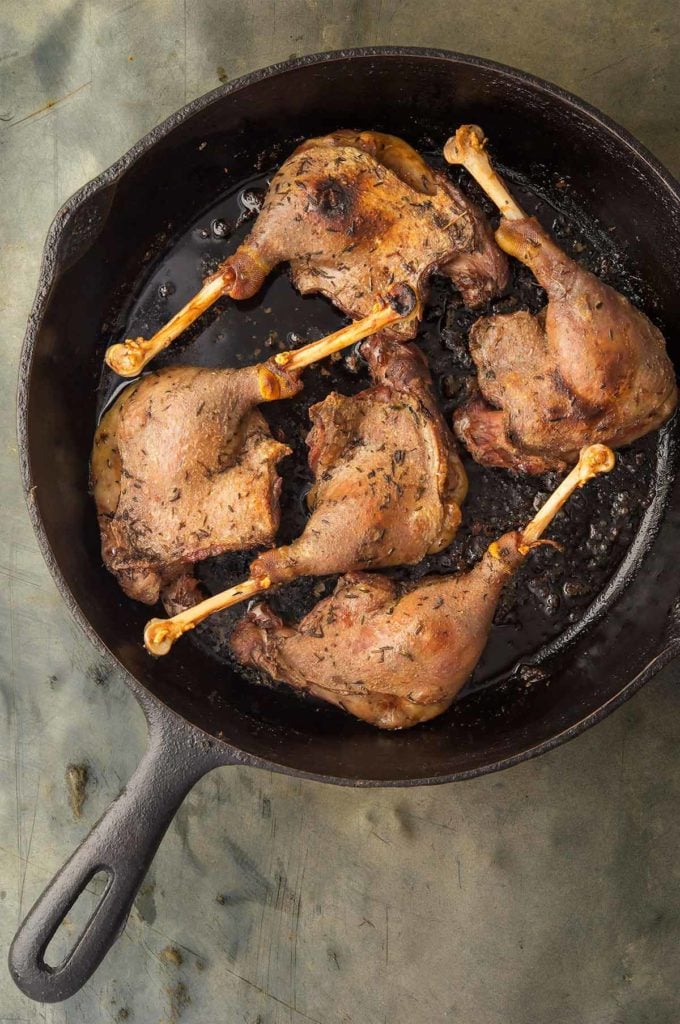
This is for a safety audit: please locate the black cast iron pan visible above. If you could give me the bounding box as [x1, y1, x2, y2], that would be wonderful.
[10, 48, 680, 1002]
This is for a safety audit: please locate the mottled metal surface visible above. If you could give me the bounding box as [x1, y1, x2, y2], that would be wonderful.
[2, 3, 680, 1022]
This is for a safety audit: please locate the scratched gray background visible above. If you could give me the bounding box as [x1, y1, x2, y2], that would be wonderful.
[2, 2, 680, 1022]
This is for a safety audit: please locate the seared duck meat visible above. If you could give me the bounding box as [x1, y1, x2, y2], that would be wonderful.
[144, 334, 468, 654]
[232, 446, 615, 729]
[250, 333, 468, 584]
[231, 130, 508, 326]
[93, 299, 413, 605]
[444, 125, 677, 474]
[91, 365, 295, 605]
[106, 130, 508, 376]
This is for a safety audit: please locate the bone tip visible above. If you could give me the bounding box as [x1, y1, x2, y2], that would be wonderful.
[105, 341, 146, 378]
[578, 444, 616, 482]
[443, 124, 487, 165]
[387, 283, 417, 318]
[258, 364, 285, 400]
[144, 618, 176, 656]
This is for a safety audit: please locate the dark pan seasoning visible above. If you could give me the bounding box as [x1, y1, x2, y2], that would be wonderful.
[96, 147, 657, 718]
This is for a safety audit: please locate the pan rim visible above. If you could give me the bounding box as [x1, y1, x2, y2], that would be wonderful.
[16, 46, 680, 786]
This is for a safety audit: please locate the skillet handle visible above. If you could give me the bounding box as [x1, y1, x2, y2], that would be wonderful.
[9, 707, 229, 1003]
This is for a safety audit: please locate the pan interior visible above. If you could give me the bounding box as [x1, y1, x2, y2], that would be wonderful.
[24, 54, 680, 782]
[96, 158, 662, 699]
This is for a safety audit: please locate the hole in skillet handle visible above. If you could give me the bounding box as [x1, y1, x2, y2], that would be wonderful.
[42, 869, 114, 970]
[8, 710, 232, 1003]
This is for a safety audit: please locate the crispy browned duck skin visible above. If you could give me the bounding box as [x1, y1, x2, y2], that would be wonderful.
[444, 125, 677, 475]
[94, 294, 415, 606]
[288, 130, 508, 314]
[92, 365, 293, 607]
[144, 334, 467, 655]
[106, 130, 508, 376]
[249, 332, 467, 585]
[232, 445, 615, 730]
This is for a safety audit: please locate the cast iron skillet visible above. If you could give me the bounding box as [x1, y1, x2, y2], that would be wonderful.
[10, 48, 680, 1002]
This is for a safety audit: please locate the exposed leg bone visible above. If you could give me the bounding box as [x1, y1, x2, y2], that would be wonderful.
[144, 576, 272, 656]
[105, 270, 235, 377]
[443, 125, 525, 222]
[518, 444, 615, 549]
[106, 276, 415, 381]
[273, 284, 416, 374]
[251, 285, 417, 402]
